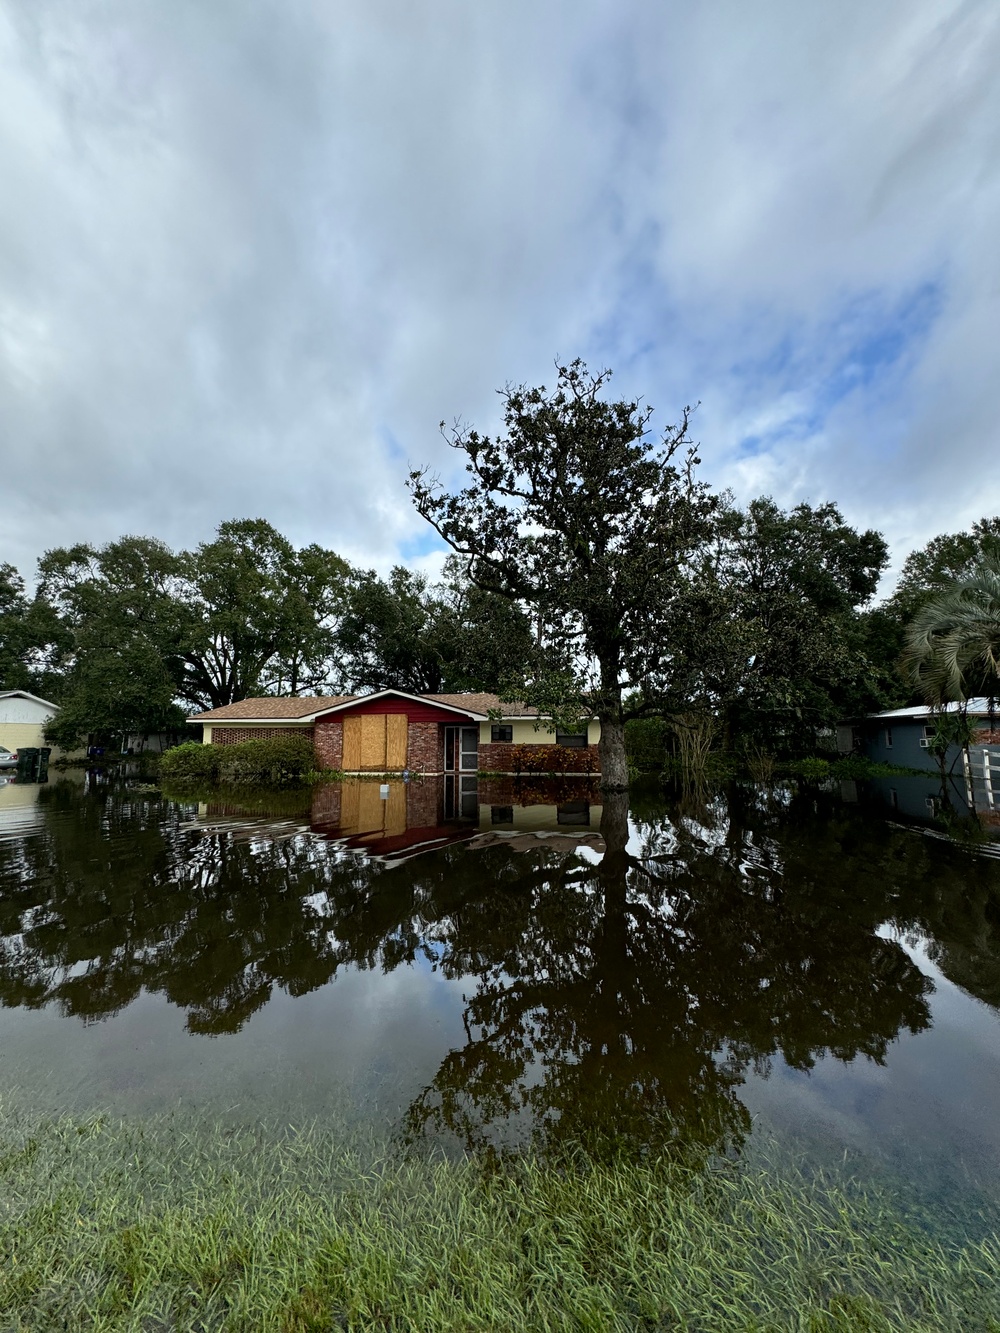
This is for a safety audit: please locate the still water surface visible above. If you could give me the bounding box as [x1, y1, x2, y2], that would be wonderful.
[2, 770, 1000, 1212]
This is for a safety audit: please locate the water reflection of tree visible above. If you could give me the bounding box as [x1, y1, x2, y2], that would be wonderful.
[2, 781, 1000, 1158]
[404, 792, 935, 1158]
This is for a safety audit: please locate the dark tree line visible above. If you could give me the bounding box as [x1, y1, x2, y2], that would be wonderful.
[0, 520, 537, 749]
[3, 359, 997, 758]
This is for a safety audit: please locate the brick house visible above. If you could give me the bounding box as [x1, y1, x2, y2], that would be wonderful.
[189, 689, 602, 776]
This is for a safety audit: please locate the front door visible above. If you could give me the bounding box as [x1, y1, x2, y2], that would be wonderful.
[444, 725, 479, 773]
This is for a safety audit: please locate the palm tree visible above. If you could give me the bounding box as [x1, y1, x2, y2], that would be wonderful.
[902, 558, 1000, 706]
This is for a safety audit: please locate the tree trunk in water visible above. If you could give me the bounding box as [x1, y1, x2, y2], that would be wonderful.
[599, 717, 629, 791]
[598, 788, 630, 859]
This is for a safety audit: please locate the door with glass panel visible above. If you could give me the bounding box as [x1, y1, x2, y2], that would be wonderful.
[444, 725, 479, 772]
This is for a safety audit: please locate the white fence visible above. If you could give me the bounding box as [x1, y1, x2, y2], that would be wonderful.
[963, 745, 1000, 812]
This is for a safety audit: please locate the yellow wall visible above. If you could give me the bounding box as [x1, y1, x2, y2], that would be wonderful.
[202, 726, 212, 744]
[0, 722, 82, 760]
[0, 721, 48, 754]
[478, 803, 604, 831]
[478, 718, 600, 746]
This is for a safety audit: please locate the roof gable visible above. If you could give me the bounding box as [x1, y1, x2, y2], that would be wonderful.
[313, 689, 489, 720]
[0, 689, 59, 710]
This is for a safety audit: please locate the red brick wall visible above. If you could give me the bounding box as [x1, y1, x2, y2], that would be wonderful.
[313, 718, 344, 769]
[310, 782, 342, 829]
[210, 725, 314, 746]
[406, 778, 443, 828]
[407, 721, 444, 773]
[479, 742, 600, 774]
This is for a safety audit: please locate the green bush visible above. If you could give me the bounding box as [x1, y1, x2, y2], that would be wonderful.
[787, 756, 832, 779]
[159, 741, 220, 782]
[160, 735, 316, 786]
[216, 735, 316, 785]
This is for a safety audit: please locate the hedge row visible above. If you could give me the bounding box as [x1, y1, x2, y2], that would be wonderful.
[159, 736, 316, 786]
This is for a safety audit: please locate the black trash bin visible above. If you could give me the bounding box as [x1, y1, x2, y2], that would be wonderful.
[37, 747, 50, 781]
[17, 747, 39, 781]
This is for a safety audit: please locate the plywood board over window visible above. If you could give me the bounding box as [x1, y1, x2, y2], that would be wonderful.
[342, 716, 362, 771]
[387, 713, 408, 768]
[342, 712, 411, 770]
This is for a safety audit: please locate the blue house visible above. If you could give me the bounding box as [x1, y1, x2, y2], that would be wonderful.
[839, 698, 999, 816]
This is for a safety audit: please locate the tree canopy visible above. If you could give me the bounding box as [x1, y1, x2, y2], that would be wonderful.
[675, 498, 890, 749]
[901, 558, 1000, 706]
[409, 360, 720, 786]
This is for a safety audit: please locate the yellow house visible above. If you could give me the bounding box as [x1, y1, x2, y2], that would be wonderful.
[0, 689, 75, 759]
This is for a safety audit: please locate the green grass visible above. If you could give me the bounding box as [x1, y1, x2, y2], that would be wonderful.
[2, 1103, 999, 1331]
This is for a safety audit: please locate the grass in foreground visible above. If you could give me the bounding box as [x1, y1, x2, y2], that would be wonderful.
[1, 1103, 999, 1332]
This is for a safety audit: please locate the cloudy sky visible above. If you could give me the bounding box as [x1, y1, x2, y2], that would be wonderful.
[1, 0, 998, 588]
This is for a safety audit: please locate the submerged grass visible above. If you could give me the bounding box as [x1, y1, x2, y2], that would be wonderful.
[1, 1101, 999, 1332]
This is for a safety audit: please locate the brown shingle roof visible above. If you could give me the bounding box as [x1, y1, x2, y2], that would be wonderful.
[189, 691, 546, 724]
[190, 696, 355, 722]
[425, 693, 537, 717]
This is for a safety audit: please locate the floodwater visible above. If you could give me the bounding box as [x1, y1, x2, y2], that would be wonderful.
[2, 768, 1000, 1216]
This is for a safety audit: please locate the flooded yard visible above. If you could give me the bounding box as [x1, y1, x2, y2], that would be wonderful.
[0, 772, 998, 1189]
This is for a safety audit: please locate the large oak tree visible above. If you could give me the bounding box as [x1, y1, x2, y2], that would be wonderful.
[409, 361, 719, 788]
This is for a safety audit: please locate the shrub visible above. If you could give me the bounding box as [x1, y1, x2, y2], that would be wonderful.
[159, 741, 220, 782]
[509, 743, 598, 775]
[789, 757, 832, 779]
[159, 736, 316, 786]
[216, 735, 316, 786]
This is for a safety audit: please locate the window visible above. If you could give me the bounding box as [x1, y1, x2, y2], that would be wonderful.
[491, 724, 513, 743]
[557, 801, 590, 826]
[491, 805, 514, 825]
[884, 726, 893, 749]
[556, 727, 588, 748]
[922, 725, 936, 739]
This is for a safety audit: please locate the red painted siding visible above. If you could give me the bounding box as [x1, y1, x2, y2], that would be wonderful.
[317, 695, 476, 724]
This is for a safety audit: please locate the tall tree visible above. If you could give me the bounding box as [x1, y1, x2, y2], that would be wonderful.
[336, 558, 539, 695]
[37, 536, 190, 747]
[35, 522, 354, 742]
[337, 566, 445, 693]
[676, 498, 890, 749]
[901, 558, 1000, 706]
[891, 516, 1000, 622]
[177, 520, 352, 708]
[0, 562, 68, 697]
[409, 360, 720, 787]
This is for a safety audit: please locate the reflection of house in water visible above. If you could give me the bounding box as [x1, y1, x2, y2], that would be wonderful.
[0, 776, 47, 840]
[477, 776, 603, 832]
[309, 778, 480, 863]
[845, 771, 1000, 845]
[194, 776, 608, 863]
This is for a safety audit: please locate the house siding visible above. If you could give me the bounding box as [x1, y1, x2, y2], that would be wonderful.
[332, 697, 469, 724]
[477, 719, 601, 746]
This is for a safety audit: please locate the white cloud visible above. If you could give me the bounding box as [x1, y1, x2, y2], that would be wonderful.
[0, 0, 998, 587]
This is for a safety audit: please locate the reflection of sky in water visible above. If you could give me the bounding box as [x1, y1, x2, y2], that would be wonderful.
[0, 957, 471, 1125]
[741, 929, 1000, 1190]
